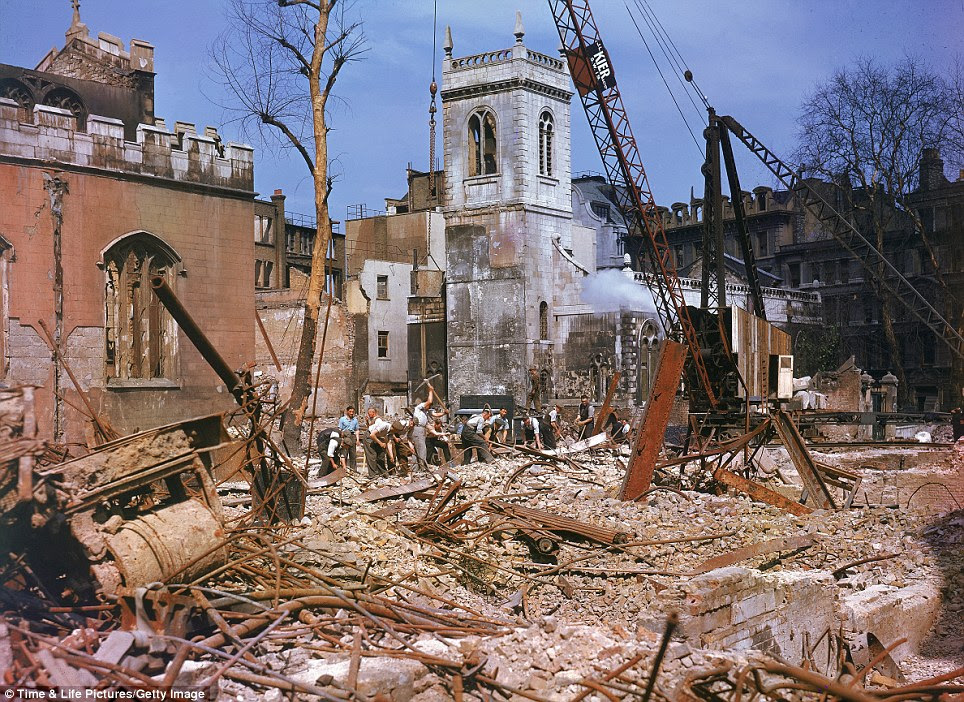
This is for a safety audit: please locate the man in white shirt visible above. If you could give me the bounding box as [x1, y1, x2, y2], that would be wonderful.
[313, 428, 342, 477]
[461, 409, 493, 464]
[363, 408, 392, 476]
[549, 404, 563, 441]
[486, 407, 510, 444]
[522, 415, 543, 450]
[410, 384, 435, 468]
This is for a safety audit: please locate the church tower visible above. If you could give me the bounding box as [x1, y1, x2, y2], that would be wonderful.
[442, 13, 574, 406]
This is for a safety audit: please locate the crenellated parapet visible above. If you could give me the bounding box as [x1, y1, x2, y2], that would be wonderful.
[0, 98, 253, 194]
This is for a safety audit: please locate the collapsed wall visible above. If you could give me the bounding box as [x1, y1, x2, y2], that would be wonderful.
[659, 563, 941, 675]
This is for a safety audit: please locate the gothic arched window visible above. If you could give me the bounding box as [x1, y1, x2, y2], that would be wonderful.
[0, 79, 34, 121]
[103, 233, 180, 382]
[468, 109, 497, 177]
[538, 111, 554, 176]
[539, 301, 549, 341]
[42, 87, 86, 130]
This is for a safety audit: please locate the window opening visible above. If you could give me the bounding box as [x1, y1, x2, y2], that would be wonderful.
[468, 109, 497, 176]
[104, 234, 177, 381]
[254, 215, 273, 244]
[539, 111, 554, 176]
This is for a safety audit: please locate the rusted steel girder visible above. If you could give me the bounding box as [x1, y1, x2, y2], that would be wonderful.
[620, 341, 687, 500]
[150, 276, 244, 402]
[483, 499, 628, 545]
[713, 466, 812, 517]
[592, 371, 621, 435]
[693, 534, 815, 574]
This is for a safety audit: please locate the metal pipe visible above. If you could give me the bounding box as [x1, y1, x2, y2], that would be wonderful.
[641, 611, 678, 702]
[150, 275, 242, 399]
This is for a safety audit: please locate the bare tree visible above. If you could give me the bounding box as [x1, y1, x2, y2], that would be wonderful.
[948, 57, 964, 176]
[795, 56, 958, 403]
[213, 0, 365, 454]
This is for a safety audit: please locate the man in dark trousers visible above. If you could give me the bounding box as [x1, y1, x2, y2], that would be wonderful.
[426, 419, 453, 465]
[525, 367, 541, 410]
[314, 428, 342, 477]
[522, 415, 544, 450]
[363, 407, 392, 476]
[461, 409, 493, 464]
[575, 395, 595, 441]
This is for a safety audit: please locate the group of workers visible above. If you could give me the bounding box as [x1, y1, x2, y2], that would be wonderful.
[311, 387, 634, 479]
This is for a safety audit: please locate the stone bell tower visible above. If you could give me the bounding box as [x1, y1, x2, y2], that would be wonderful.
[442, 12, 574, 406]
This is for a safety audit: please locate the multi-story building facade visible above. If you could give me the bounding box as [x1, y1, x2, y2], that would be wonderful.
[662, 150, 963, 409]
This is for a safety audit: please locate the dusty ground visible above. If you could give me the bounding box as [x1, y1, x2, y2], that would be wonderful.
[215, 434, 964, 700]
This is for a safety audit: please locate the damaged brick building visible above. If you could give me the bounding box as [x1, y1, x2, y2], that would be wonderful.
[0, 12, 255, 442]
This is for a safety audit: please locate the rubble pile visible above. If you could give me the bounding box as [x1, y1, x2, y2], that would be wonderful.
[1, 400, 962, 700]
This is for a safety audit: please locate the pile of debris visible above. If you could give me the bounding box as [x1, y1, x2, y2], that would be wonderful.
[1, 385, 962, 700]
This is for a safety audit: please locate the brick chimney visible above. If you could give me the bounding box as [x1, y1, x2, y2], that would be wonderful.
[918, 148, 948, 191]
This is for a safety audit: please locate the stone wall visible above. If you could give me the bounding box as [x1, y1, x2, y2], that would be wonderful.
[255, 280, 356, 417]
[0, 101, 252, 192]
[659, 565, 943, 675]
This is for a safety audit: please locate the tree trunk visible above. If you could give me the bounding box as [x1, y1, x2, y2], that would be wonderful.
[281, 5, 334, 456]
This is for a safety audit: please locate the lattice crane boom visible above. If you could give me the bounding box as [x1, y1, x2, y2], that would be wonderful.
[721, 115, 964, 361]
[548, 0, 720, 409]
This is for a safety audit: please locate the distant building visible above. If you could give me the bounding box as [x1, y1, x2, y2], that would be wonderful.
[661, 151, 964, 409]
[343, 176, 446, 414]
[252, 191, 346, 295]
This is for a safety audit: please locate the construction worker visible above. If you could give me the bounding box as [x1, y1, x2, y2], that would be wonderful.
[461, 409, 493, 464]
[313, 428, 342, 477]
[337, 406, 359, 471]
[490, 407, 511, 444]
[522, 415, 544, 450]
[525, 367, 541, 410]
[364, 408, 392, 476]
[410, 384, 435, 467]
[575, 396, 595, 441]
[426, 419, 453, 465]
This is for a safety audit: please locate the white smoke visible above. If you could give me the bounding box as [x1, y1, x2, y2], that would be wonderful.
[580, 269, 658, 314]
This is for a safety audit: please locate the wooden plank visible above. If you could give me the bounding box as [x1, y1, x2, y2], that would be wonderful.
[356, 477, 437, 503]
[772, 410, 836, 509]
[713, 467, 812, 516]
[548, 432, 608, 455]
[620, 341, 687, 500]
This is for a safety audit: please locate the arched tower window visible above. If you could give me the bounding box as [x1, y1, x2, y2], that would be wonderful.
[539, 301, 549, 341]
[102, 233, 180, 382]
[538, 111, 554, 176]
[468, 109, 497, 177]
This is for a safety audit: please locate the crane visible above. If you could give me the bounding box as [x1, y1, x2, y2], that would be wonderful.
[547, 0, 731, 412]
[720, 115, 964, 361]
[548, 1, 962, 419]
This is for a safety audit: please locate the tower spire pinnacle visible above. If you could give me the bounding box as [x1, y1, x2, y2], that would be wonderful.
[513, 11, 525, 44]
[67, 0, 89, 40]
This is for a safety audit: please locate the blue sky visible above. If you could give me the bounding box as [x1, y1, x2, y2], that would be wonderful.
[1, 1, 961, 222]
